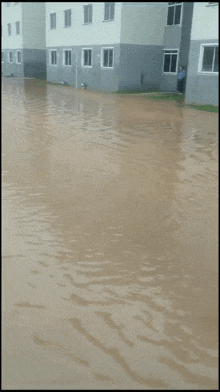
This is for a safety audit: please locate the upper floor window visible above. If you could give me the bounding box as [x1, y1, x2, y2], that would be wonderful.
[7, 23, 11, 36]
[104, 3, 115, 21]
[50, 13, 56, 29]
[163, 49, 178, 73]
[200, 45, 218, 73]
[82, 49, 92, 66]
[84, 4, 92, 24]
[167, 2, 182, 26]
[15, 21, 20, 35]
[102, 48, 114, 68]
[64, 50, 71, 66]
[64, 9, 71, 27]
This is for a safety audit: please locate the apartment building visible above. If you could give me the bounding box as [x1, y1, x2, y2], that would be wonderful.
[1, 2, 46, 78]
[160, 2, 194, 93]
[46, 2, 168, 92]
[185, 2, 218, 106]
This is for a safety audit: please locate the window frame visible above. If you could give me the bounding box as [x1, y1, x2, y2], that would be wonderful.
[50, 12, 56, 29]
[166, 2, 183, 27]
[81, 48, 92, 67]
[49, 49, 58, 66]
[101, 47, 114, 69]
[198, 43, 219, 74]
[83, 4, 93, 24]
[104, 2, 115, 21]
[64, 9, 71, 28]
[15, 21, 20, 35]
[7, 23, 11, 36]
[9, 51, 13, 63]
[162, 48, 179, 74]
[16, 50, 21, 64]
[63, 49, 72, 66]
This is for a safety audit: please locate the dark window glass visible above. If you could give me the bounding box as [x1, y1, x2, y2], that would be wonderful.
[84, 50, 88, 65]
[15, 21, 20, 34]
[170, 54, 177, 72]
[174, 4, 181, 24]
[110, 3, 115, 20]
[213, 47, 218, 72]
[202, 47, 214, 71]
[50, 13, 56, 29]
[109, 49, 113, 67]
[84, 6, 88, 23]
[103, 50, 108, 67]
[88, 50, 91, 65]
[65, 9, 71, 27]
[51, 51, 57, 65]
[9, 52, 13, 62]
[89, 5, 92, 23]
[104, 3, 109, 20]
[17, 51, 21, 63]
[163, 54, 171, 72]
[167, 6, 174, 25]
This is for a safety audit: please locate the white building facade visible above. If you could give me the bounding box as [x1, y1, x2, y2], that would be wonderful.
[1, 2, 46, 78]
[46, 2, 168, 92]
[185, 2, 219, 105]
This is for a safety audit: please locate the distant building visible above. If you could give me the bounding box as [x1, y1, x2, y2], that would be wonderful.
[185, 2, 219, 106]
[46, 2, 167, 92]
[160, 2, 194, 93]
[1, 2, 46, 79]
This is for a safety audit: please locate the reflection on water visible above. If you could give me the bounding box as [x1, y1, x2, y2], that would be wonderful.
[2, 78, 218, 390]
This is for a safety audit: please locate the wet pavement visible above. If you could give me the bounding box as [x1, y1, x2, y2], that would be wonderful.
[2, 78, 218, 390]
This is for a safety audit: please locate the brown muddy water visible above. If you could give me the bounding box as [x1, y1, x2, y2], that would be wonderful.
[2, 78, 218, 390]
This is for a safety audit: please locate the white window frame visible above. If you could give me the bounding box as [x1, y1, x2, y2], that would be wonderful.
[104, 2, 115, 21]
[50, 12, 56, 29]
[83, 4, 92, 24]
[64, 9, 71, 27]
[101, 47, 114, 68]
[166, 2, 183, 27]
[63, 49, 72, 66]
[162, 48, 179, 74]
[49, 49, 57, 66]
[9, 51, 13, 63]
[15, 21, 20, 35]
[16, 50, 21, 64]
[198, 43, 219, 74]
[81, 48, 92, 67]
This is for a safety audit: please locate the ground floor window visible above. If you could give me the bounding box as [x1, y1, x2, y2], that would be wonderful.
[163, 50, 178, 73]
[201, 45, 218, 73]
[1, 51, 4, 62]
[64, 50, 71, 66]
[102, 48, 113, 68]
[9, 51, 13, 63]
[50, 50, 57, 65]
[16, 51, 21, 63]
[82, 49, 92, 66]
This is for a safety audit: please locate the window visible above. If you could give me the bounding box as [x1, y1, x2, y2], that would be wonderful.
[16, 51, 21, 63]
[9, 51, 13, 63]
[102, 48, 113, 68]
[64, 9, 71, 27]
[50, 13, 56, 29]
[84, 4, 92, 24]
[1, 51, 4, 62]
[64, 50, 71, 66]
[15, 21, 20, 34]
[163, 50, 178, 73]
[200, 45, 218, 73]
[50, 50, 57, 65]
[104, 3, 115, 21]
[167, 2, 182, 25]
[82, 49, 92, 66]
[7, 23, 11, 36]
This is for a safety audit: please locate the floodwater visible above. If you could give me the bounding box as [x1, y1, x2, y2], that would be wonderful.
[2, 78, 218, 390]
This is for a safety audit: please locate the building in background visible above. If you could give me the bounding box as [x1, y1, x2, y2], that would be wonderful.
[46, 2, 167, 92]
[1, 2, 46, 78]
[159, 2, 194, 93]
[185, 2, 218, 106]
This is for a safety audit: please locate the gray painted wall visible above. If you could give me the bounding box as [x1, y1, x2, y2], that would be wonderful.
[1, 50, 24, 77]
[178, 2, 194, 69]
[185, 39, 219, 106]
[23, 49, 46, 78]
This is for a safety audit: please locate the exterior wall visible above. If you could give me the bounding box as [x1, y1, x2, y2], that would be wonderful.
[46, 2, 122, 48]
[185, 3, 219, 106]
[1, 49, 24, 77]
[120, 3, 167, 45]
[46, 45, 120, 92]
[22, 2, 46, 50]
[1, 2, 23, 50]
[118, 44, 163, 91]
[160, 2, 194, 92]
[23, 49, 46, 79]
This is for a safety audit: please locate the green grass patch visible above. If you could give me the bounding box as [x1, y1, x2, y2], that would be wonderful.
[186, 104, 218, 113]
[115, 89, 160, 94]
[146, 93, 185, 102]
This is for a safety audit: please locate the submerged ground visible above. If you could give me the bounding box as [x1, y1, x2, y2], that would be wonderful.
[2, 78, 218, 390]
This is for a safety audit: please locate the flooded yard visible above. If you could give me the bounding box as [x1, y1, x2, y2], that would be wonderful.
[2, 78, 218, 390]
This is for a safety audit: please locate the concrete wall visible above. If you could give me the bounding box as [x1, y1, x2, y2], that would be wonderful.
[190, 2, 218, 41]
[185, 39, 219, 106]
[46, 2, 122, 47]
[1, 49, 24, 77]
[23, 49, 46, 78]
[22, 2, 46, 50]
[120, 3, 167, 45]
[1, 2, 23, 49]
[118, 44, 163, 91]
